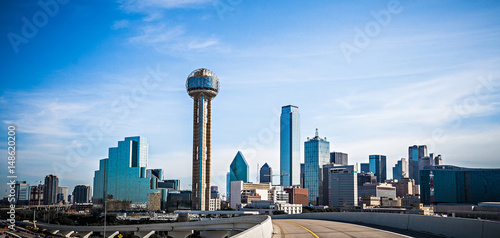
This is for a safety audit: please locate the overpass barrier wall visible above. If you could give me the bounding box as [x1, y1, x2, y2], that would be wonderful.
[273, 212, 500, 238]
[232, 216, 273, 238]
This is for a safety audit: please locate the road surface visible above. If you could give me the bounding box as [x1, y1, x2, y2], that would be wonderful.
[273, 219, 420, 238]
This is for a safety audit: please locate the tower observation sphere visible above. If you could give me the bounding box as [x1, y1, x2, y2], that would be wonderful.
[186, 68, 219, 210]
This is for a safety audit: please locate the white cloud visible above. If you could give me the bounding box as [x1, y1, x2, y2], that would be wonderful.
[111, 20, 130, 29]
[119, 0, 216, 12]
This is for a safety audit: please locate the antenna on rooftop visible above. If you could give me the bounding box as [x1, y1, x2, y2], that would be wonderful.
[315, 128, 319, 137]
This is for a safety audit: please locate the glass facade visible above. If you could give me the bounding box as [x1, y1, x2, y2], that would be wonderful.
[280, 105, 300, 187]
[229, 151, 249, 182]
[330, 152, 348, 165]
[392, 158, 408, 180]
[43, 175, 59, 205]
[304, 131, 330, 205]
[408, 145, 427, 185]
[260, 163, 272, 184]
[369, 155, 387, 183]
[360, 163, 370, 173]
[93, 137, 166, 205]
[420, 165, 500, 205]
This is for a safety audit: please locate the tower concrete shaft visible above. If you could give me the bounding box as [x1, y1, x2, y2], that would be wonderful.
[191, 95, 213, 210]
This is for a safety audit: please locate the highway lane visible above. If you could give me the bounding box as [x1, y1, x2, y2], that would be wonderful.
[272, 219, 415, 238]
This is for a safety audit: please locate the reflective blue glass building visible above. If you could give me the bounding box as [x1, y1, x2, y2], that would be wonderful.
[93, 136, 166, 205]
[229, 151, 249, 183]
[392, 158, 408, 180]
[420, 165, 500, 205]
[304, 129, 330, 205]
[369, 155, 387, 183]
[280, 105, 300, 187]
[260, 163, 272, 184]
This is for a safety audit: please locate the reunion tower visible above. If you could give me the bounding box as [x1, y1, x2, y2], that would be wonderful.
[186, 68, 220, 210]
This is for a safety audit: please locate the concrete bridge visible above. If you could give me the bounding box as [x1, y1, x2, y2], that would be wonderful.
[30, 215, 271, 238]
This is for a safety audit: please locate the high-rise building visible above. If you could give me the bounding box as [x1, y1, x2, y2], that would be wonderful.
[158, 180, 180, 190]
[230, 151, 249, 183]
[93, 136, 167, 205]
[330, 168, 358, 208]
[210, 186, 219, 199]
[73, 185, 92, 203]
[146, 169, 164, 180]
[300, 163, 305, 188]
[360, 163, 370, 173]
[14, 181, 30, 205]
[284, 187, 309, 206]
[43, 174, 59, 205]
[358, 183, 396, 199]
[304, 129, 330, 205]
[357, 172, 377, 187]
[30, 184, 43, 205]
[57, 186, 69, 204]
[392, 158, 408, 181]
[280, 105, 300, 187]
[186, 68, 219, 210]
[369, 155, 387, 183]
[323, 164, 355, 206]
[420, 165, 500, 205]
[408, 145, 428, 184]
[260, 163, 272, 184]
[330, 152, 348, 165]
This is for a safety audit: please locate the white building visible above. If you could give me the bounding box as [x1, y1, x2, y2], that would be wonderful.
[209, 198, 221, 211]
[230, 181, 272, 209]
[57, 186, 69, 204]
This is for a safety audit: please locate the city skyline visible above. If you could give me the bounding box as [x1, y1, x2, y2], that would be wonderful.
[2, 1, 500, 196]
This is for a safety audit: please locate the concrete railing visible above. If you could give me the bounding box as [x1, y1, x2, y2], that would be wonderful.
[232, 216, 273, 238]
[273, 212, 500, 238]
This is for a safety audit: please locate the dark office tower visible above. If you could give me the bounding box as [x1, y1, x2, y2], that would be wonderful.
[260, 163, 273, 184]
[43, 174, 59, 205]
[304, 129, 330, 205]
[210, 186, 219, 199]
[73, 185, 92, 203]
[408, 145, 428, 185]
[280, 105, 300, 187]
[360, 163, 370, 173]
[369, 155, 387, 183]
[357, 172, 377, 187]
[330, 152, 348, 165]
[186, 68, 219, 210]
[300, 163, 305, 188]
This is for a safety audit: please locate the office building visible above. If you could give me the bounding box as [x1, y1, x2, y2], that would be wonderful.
[43, 174, 59, 205]
[360, 163, 370, 173]
[323, 164, 355, 206]
[228, 151, 249, 198]
[408, 145, 428, 184]
[230, 181, 272, 209]
[392, 158, 408, 181]
[146, 169, 164, 180]
[93, 136, 167, 206]
[186, 68, 219, 210]
[300, 163, 305, 188]
[330, 152, 348, 165]
[210, 186, 219, 199]
[280, 105, 300, 187]
[369, 155, 387, 183]
[330, 168, 358, 208]
[271, 186, 289, 203]
[357, 172, 377, 187]
[57, 186, 69, 204]
[158, 179, 180, 190]
[30, 185, 43, 205]
[358, 183, 396, 199]
[420, 165, 500, 205]
[284, 187, 309, 206]
[73, 185, 92, 203]
[431, 153, 443, 165]
[14, 181, 30, 205]
[304, 129, 330, 205]
[390, 178, 416, 198]
[260, 163, 272, 184]
[209, 198, 221, 211]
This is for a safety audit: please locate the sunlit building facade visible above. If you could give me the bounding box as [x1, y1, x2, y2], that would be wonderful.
[369, 155, 387, 183]
[280, 105, 300, 187]
[304, 129, 330, 205]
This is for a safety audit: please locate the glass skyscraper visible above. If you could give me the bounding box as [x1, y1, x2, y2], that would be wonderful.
[392, 158, 408, 180]
[304, 129, 330, 205]
[369, 155, 387, 183]
[420, 165, 500, 205]
[280, 105, 300, 187]
[93, 136, 166, 205]
[43, 174, 58, 205]
[408, 145, 427, 184]
[229, 151, 249, 183]
[260, 163, 272, 184]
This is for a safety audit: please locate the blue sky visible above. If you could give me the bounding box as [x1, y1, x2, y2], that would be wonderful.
[1, 0, 500, 196]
